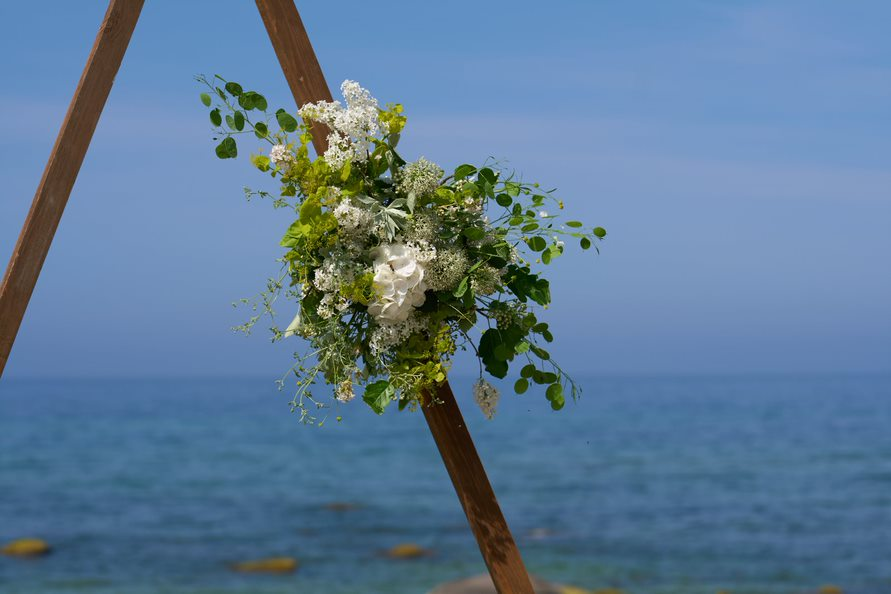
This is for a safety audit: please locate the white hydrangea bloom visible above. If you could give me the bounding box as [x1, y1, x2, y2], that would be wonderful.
[473, 379, 500, 420]
[367, 243, 428, 324]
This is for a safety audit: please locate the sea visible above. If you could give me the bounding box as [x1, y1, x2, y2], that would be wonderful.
[1, 374, 890, 594]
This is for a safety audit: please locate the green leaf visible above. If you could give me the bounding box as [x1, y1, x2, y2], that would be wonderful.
[494, 343, 513, 361]
[521, 223, 540, 232]
[530, 344, 550, 360]
[514, 378, 529, 394]
[215, 137, 237, 159]
[254, 122, 268, 138]
[250, 154, 271, 171]
[209, 108, 222, 127]
[526, 236, 547, 252]
[276, 109, 298, 132]
[593, 227, 607, 238]
[363, 380, 395, 415]
[479, 329, 510, 379]
[495, 194, 512, 207]
[199, 92, 211, 107]
[238, 91, 268, 111]
[252, 93, 268, 111]
[454, 164, 476, 180]
[566, 221, 583, 228]
[224, 81, 243, 96]
[463, 227, 486, 241]
[233, 111, 245, 131]
[542, 249, 552, 264]
[453, 276, 469, 298]
[478, 167, 497, 185]
[520, 364, 536, 378]
[580, 237, 592, 250]
[546, 383, 565, 410]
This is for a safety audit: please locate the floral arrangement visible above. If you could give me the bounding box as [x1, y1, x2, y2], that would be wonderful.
[197, 76, 606, 423]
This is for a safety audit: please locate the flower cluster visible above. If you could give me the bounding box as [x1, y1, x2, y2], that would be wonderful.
[198, 75, 606, 423]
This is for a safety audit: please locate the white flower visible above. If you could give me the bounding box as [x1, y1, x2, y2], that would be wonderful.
[397, 158, 443, 198]
[539, 210, 550, 218]
[335, 380, 355, 402]
[269, 144, 292, 171]
[473, 379, 500, 420]
[368, 243, 427, 324]
[298, 80, 381, 169]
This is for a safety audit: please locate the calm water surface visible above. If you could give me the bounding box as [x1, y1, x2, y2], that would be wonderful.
[1, 375, 890, 594]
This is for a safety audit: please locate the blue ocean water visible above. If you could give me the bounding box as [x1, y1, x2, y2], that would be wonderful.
[1, 375, 890, 594]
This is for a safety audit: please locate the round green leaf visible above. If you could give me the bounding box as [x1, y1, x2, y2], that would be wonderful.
[495, 194, 512, 207]
[199, 92, 211, 107]
[546, 383, 565, 410]
[224, 81, 243, 96]
[526, 236, 547, 252]
[514, 378, 529, 394]
[580, 237, 592, 250]
[593, 227, 607, 238]
[209, 108, 222, 127]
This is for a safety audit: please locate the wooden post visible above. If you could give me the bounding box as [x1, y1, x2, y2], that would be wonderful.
[255, 2, 535, 592]
[422, 382, 536, 594]
[0, 0, 144, 376]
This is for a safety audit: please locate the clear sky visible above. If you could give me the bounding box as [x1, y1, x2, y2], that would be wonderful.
[1, 1, 889, 378]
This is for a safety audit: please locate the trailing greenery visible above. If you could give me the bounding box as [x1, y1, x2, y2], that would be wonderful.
[197, 75, 606, 423]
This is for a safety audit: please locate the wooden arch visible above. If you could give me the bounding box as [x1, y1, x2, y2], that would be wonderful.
[0, 1, 535, 592]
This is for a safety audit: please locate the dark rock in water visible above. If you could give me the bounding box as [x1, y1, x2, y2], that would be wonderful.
[384, 543, 433, 559]
[229, 557, 298, 573]
[428, 573, 598, 594]
[1, 538, 52, 557]
[322, 501, 361, 512]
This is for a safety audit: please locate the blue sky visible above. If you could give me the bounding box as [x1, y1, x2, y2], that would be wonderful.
[1, 1, 889, 378]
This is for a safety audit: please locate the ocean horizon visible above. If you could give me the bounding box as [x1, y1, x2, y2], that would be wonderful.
[2, 373, 890, 594]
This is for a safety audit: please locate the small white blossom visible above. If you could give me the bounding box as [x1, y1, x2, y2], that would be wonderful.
[335, 380, 355, 402]
[298, 80, 381, 169]
[539, 210, 550, 218]
[269, 144, 293, 171]
[473, 379, 500, 420]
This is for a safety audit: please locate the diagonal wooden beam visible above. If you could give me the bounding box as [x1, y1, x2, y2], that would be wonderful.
[0, 0, 144, 377]
[255, 2, 535, 592]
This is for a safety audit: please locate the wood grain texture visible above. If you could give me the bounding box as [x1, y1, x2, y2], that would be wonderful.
[255, 0, 333, 155]
[422, 382, 536, 594]
[255, 3, 535, 590]
[0, 0, 144, 377]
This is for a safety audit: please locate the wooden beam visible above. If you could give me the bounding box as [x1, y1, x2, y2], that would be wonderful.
[0, 0, 144, 377]
[255, 0, 333, 156]
[255, 2, 534, 592]
[422, 382, 536, 594]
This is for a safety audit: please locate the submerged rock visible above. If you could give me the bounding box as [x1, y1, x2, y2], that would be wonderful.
[429, 573, 599, 594]
[322, 502, 361, 512]
[1, 538, 52, 557]
[385, 543, 432, 559]
[230, 557, 298, 573]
